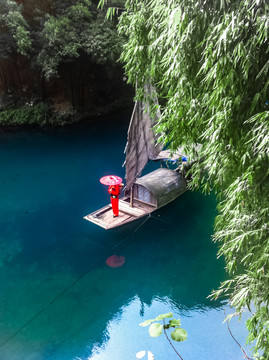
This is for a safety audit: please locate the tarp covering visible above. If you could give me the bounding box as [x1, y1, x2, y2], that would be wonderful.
[124, 86, 163, 190]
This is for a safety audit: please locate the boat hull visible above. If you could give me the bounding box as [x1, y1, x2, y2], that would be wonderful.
[83, 198, 155, 230]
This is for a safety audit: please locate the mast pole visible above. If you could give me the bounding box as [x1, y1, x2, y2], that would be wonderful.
[130, 185, 134, 207]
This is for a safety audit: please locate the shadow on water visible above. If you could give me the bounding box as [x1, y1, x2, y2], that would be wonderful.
[0, 115, 249, 360]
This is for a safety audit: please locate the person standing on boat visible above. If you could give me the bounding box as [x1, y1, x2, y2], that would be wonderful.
[108, 183, 123, 217]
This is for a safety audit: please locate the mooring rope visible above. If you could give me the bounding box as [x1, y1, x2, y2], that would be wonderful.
[150, 214, 172, 224]
[133, 213, 152, 232]
[0, 257, 106, 348]
[0, 213, 153, 348]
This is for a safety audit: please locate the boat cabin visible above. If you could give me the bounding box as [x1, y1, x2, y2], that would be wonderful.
[126, 167, 187, 209]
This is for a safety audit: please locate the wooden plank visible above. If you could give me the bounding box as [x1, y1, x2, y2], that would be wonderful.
[83, 204, 135, 229]
[83, 214, 108, 229]
[108, 212, 132, 228]
[85, 204, 111, 217]
[84, 197, 154, 230]
[119, 200, 147, 216]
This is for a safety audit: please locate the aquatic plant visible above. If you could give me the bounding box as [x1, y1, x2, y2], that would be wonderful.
[139, 312, 187, 359]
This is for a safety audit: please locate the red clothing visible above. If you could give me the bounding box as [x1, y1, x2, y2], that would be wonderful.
[108, 185, 121, 196]
[108, 184, 122, 216]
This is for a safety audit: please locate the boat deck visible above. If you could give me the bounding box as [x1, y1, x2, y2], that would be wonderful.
[83, 198, 156, 230]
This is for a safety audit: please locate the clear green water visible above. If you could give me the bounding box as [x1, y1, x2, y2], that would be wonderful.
[0, 114, 250, 360]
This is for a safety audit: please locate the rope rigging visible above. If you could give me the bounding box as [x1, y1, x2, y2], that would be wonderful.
[0, 214, 154, 349]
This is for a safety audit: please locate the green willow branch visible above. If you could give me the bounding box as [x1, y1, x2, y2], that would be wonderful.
[224, 310, 254, 360]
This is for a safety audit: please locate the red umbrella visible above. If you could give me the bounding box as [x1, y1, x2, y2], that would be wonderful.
[106, 255, 125, 268]
[100, 175, 122, 186]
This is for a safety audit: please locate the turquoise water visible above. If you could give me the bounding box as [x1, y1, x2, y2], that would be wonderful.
[0, 114, 251, 360]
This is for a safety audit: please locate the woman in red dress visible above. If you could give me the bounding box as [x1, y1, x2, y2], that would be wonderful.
[108, 183, 123, 217]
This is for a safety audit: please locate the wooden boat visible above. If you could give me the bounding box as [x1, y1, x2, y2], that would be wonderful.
[84, 85, 188, 229]
[84, 168, 187, 229]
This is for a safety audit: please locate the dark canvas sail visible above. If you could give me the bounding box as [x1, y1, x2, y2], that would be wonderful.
[124, 89, 163, 190]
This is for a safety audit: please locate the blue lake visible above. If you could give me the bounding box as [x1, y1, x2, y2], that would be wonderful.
[0, 113, 251, 360]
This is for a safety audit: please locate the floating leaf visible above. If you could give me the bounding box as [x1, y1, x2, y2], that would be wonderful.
[169, 319, 181, 327]
[149, 323, 163, 337]
[139, 319, 155, 327]
[171, 328, 188, 342]
[155, 312, 173, 321]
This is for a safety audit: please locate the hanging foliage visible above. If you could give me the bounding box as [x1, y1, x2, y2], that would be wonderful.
[99, 0, 269, 358]
[0, 0, 31, 57]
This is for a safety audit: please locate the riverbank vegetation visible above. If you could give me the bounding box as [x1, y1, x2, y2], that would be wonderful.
[99, 0, 269, 358]
[0, 0, 132, 126]
[0, 102, 61, 127]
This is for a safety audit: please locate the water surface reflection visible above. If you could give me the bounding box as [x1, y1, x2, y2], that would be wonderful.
[0, 118, 250, 360]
